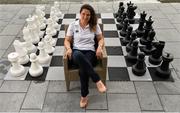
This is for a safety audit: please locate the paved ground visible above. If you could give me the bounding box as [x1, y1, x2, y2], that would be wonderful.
[1, 0, 180, 112]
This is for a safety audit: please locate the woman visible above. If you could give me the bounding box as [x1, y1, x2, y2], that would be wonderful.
[64, 4, 107, 108]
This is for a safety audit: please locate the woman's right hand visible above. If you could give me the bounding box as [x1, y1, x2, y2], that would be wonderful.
[66, 48, 72, 60]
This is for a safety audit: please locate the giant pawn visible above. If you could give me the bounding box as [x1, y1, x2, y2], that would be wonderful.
[132, 52, 146, 76]
[44, 34, 56, 46]
[117, 12, 126, 30]
[127, 40, 138, 63]
[8, 52, 25, 77]
[44, 36, 55, 54]
[126, 32, 137, 52]
[156, 53, 173, 79]
[120, 18, 129, 37]
[29, 53, 43, 77]
[115, 2, 124, 18]
[122, 26, 133, 45]
[37, 42, 50, 64]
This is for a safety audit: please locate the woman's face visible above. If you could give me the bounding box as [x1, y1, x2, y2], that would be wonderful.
[80, 9, 91, 24]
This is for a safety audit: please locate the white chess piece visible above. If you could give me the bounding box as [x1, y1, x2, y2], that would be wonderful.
[37, 42, 50, 64]
[46, 18, 57, 36]
[33, 15, 44, 38]
[29, 53, 43, 77]
[44, 36, 55, 54]
[36, 5, 47, 25]
[44, 34, 56, 46]
[8, 52, 26, 77]
[26, 15, 40, 44]
[50, 8, 59, 22]
[13, 40, 29, 64]
[23, 27, 37, 53]
[52, 19, 60, 31]
[35, 9, 46, 30]
[53, 1, 62, 19]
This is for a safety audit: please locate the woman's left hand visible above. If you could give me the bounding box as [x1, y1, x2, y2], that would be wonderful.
[96, 46, 103, 59]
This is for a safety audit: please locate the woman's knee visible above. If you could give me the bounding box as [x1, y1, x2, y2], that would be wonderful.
[72, 50, 84, 60]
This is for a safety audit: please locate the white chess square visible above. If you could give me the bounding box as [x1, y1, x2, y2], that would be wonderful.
[53, 46, 64, 56]
[122, 46, 128, 56]
[76, 13, 80, 19]
[98, 18, 102, 24]
[134, 13, 140, 19]
[104, 24, 117, 31]
[106, 69, 109, 80]
[62, 19, 75, 24]
[101, 13, 114, 18]
[46, 67, 64, 80]
[58, 31, 65, 38]
[108, 56, 127, 67]
[4, 67, 29, 80]
[105, 38, 121, 46]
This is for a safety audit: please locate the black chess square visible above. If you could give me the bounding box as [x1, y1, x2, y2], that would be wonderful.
[50, 56, 63, 66]
[64, 14, 76, 18]
[102, 19, 115, 24]
[108, 67, 130, 81]
[106, 46, 123, 55]
[56, 38, 64, 46]
[25, 67, 48, 81]
[148, 67, 174, 82]
[104, 31, 119, 37]
[60, 24, 65, 30]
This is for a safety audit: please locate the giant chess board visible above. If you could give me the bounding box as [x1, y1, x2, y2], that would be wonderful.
[4, 13, 174, 82]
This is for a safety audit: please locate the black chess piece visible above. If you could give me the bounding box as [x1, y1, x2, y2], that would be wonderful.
[132, 52, 146, 76]
[127, 40, 138, 63]
[140, 16, 153, 45]
[156, 52, 173, 79]
[120, 18, 129, 37]
[126, 32, 137, 52]
[115, 2, 124, 18]
[148, 41, 165, 65]
[135, 11, 147, 37]
[140, 29, 156, 55]
[117, 12, 127, 30]
[127, 1, 134, 7]
[116, 7, 125, 22]
[126, 3, 137, 24]
[116, 2, 125, 22]
[122, 26, 133, 45]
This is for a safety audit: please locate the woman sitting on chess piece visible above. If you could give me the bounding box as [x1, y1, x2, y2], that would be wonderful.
[64, 4, 107, 108]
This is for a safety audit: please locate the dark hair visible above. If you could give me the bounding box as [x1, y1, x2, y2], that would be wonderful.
[80, 4, 97, 32]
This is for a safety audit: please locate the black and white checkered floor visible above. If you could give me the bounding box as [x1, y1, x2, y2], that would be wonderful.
[4, 13, 174, 82]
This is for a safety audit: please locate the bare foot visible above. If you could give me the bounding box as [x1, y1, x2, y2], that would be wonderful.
[80, 96, 88, 108]
[96, 80, 107, 93]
